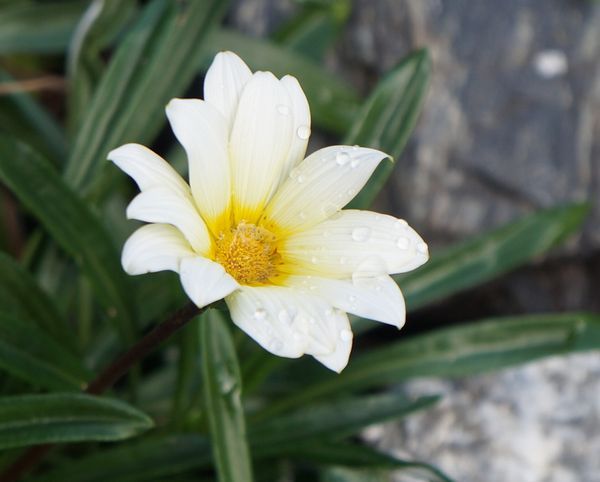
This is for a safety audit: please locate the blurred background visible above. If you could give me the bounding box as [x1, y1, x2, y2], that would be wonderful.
[229, 0, 600, 480]
[1, 0, 599, 481]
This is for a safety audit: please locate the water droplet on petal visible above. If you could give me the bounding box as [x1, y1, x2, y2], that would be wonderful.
[297, 125, 311, 140]
[395, 219, 408, 229]
[340, 329, 353, 342]
[277, 104, 290, 115]
[396, 237, 409, 249]
[254, 308, 267, 320]
[335, 151, 350, 165]
[417, 242, 429, 254]
[351, 145, 359, 150]
[352, 226, 371, 242]
[297, 174, 305, 183]
[350, 158, 360, 168]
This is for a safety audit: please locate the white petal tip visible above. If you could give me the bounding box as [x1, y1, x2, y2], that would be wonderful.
[180, 257, 239, 309]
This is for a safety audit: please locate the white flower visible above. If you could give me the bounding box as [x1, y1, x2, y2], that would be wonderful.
[109, 51, 428, 372]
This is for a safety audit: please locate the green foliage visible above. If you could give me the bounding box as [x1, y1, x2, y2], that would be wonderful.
[0, 135, 136, 344]
[0, 1, 593, 481]
[0, 393, 153, 449]
[201, 310, 253, 482]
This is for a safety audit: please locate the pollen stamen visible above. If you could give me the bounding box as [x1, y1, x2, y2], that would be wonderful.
[214, 222, 280, 285]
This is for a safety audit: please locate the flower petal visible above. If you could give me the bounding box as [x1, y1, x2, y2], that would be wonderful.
[108, 143, 188, 196]
[278, 75, 310, 183]
[311, 309, 352, 373]
[286, 274, 406, 328]
[179, 257, 239, 309]
[203, 51, 252, 130]
[226, 286, 347, 363]
[122, 224, 194, 275]
[126, 187, 212, 256]
[280, 210, 428, 277]
[229, 71, 295, 223]
[263, 146, 390, 233]
[166, 98, 230, 231]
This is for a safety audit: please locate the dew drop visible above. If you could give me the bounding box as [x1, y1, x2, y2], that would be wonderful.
[340, 329, 353, 342]
[395, 219, 408, 229]
[352, 226, 371, 242]
[254, 308, 267, 320]
[335, 151, 350, 166]
[297, 125, 311, 140]
[396, 237, 409, 249]
[297, 174, 305, 183]
[350, 158, 360, 168]
[218, 372, 236, 394]
[277, 104, 290, 115]
[417, 242, 429, 254]
[351, 145, 359, 150]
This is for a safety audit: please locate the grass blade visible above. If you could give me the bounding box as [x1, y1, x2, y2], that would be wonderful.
[0, 312, 90, 391]
[346, 49, 430, 210]
[65, 0, 228, 194]
[399, 203, 589, 310]
[0, 393, 153, 450]
[259, 312, 600, 417]
[201, 310, 253, 482]
[0, 135, 137, 344]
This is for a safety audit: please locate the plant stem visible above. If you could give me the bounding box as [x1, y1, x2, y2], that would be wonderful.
[0, 302, 202, 482]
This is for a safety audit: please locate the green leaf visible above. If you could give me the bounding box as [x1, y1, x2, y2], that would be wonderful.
[0, 393, 153, 450]
[0, 136, 137, 343]
[171, 320, 200, 427]
[399, 203, 589, 310]
[0, 1, 88, 54]
[272, 0, 350, 61]
[66, 0, 137, 132]
[31, 435, 210, 482]
[203, 29, 360, 135]
[0, 68, 67, 164]
[0, 252, 75, 346]
[289, 442, 454, 482]
[251, 393, 439, 455]
[0, 312, 90, 391]
[260, 312, 600, 417]
[65, 0, 228, 194]
[346, 49, 430, 210]
[201, 310, 254, 482]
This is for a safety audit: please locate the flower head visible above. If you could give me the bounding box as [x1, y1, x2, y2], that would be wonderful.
[109, 51, 428, 372]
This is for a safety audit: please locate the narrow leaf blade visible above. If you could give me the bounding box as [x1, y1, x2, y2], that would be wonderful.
[0, 136, 137, 343]
[346, 49, 430, 209]
[399, 203, 589, 310]
[0, 393, 153, 450]
[201, 310, 253, 482]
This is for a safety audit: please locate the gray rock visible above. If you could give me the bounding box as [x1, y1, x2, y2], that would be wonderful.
[363, 353, 600, 482]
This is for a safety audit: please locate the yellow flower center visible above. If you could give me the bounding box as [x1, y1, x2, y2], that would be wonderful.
[214, 222, 280, 285]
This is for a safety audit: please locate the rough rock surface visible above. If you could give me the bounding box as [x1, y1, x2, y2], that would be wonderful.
[363, 353, 600, 482]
